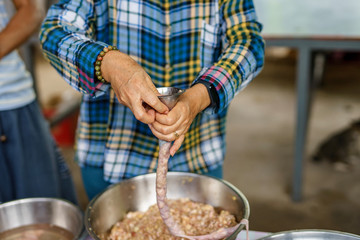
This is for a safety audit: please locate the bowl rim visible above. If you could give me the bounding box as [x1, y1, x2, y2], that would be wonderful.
[0, 197, 84, 239]
[85, 171, 250, 240]
[0, 197, 79, 209]
[257, 229, 360, 239]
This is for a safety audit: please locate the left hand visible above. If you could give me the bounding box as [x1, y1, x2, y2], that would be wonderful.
[149, 84, 211, 156]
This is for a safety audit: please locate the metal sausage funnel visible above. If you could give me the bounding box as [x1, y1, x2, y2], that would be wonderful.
[157, 87, 185, 110]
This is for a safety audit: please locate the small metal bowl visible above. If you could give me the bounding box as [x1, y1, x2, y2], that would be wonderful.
[85, 172, 250, 240]
[258, 229, 360, 240]
[0, 198, 83, 239]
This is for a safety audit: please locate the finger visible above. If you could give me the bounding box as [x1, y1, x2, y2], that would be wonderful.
[149, 124, 183, 142]
[155, 110, 177, 125]
[170, 135, 185, 156]
[148, 124, 172, 142]
[151, 115, 182, 135]
[132, 100, 156, 124]
[142, 88, 169, 114]
[154, 102, 185, 125]
[146, 108, 156, 120]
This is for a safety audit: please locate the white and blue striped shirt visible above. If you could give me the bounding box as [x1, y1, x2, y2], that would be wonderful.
[0, 0, 35, 111]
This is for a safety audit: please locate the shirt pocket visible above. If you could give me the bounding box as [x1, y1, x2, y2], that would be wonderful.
[199, 21, 222, 68]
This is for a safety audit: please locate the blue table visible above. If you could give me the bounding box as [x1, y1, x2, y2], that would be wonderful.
[253, 0, 360, 201]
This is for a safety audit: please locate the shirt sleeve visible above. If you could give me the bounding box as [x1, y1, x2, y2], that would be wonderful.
[39, 0, 110, 97]
[193, 0, 265, 114]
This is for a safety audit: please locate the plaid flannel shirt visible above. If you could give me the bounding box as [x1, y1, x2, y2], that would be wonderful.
[40, 0, 264, 183]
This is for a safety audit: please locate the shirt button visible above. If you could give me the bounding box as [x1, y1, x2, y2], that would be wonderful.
[165, 64, 171, 69]
[1, 135, 7, 142]
[165, 25, 171, 34]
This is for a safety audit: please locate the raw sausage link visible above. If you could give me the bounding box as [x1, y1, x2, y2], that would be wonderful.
[156, 141, 249, 240]
[156, 140, 185, 235]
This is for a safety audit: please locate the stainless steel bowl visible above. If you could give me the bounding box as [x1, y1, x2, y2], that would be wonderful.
[85, 172, 250, 239]
[0, 198, 84, 239]
[258, 229, 360, 240]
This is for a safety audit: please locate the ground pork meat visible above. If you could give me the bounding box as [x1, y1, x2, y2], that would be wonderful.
[104, 198, 237, 240]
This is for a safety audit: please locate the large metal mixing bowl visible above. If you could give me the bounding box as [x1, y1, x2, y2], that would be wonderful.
[0, 198, 84, 239]
[85, 172, 250, 239]
[258, 229, 360, 240]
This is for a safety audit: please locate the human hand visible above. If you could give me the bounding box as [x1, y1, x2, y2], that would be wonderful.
[101, 51, 169, 124]
[149, 84, 211, 156]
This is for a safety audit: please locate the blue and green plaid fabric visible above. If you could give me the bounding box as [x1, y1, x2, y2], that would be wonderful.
[40, 0, 265, 183]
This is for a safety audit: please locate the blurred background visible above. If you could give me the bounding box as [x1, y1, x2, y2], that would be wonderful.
[21, 0, 360, 236]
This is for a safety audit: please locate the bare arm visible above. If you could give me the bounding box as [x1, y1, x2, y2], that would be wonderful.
[0, 0, 45, 59]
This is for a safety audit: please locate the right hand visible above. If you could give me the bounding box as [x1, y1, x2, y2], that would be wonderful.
[149, 83, 211, 156]
[100, 50, 168, 124]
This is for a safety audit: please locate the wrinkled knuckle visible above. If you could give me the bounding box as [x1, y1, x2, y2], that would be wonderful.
[165, 117, 173, 125]
[167, 115, 174, 123]
[135, 111, 146, 122]
[145, 77, 152, 83]
[163, 127, 171, 135]
[184, 119, 190, 126]
[148, 98, 158, 107]
[118, 95, 126, 103]
[167, 115, 176, 124]
[170, 135, 176, 142]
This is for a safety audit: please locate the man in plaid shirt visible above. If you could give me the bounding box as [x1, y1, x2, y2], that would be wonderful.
[40, 0, 265, 199]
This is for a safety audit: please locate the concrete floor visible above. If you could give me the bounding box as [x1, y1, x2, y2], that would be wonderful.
[35, 48, 360, 236]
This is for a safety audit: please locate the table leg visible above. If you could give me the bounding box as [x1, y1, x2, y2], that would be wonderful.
[293, 46, 312, 202]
